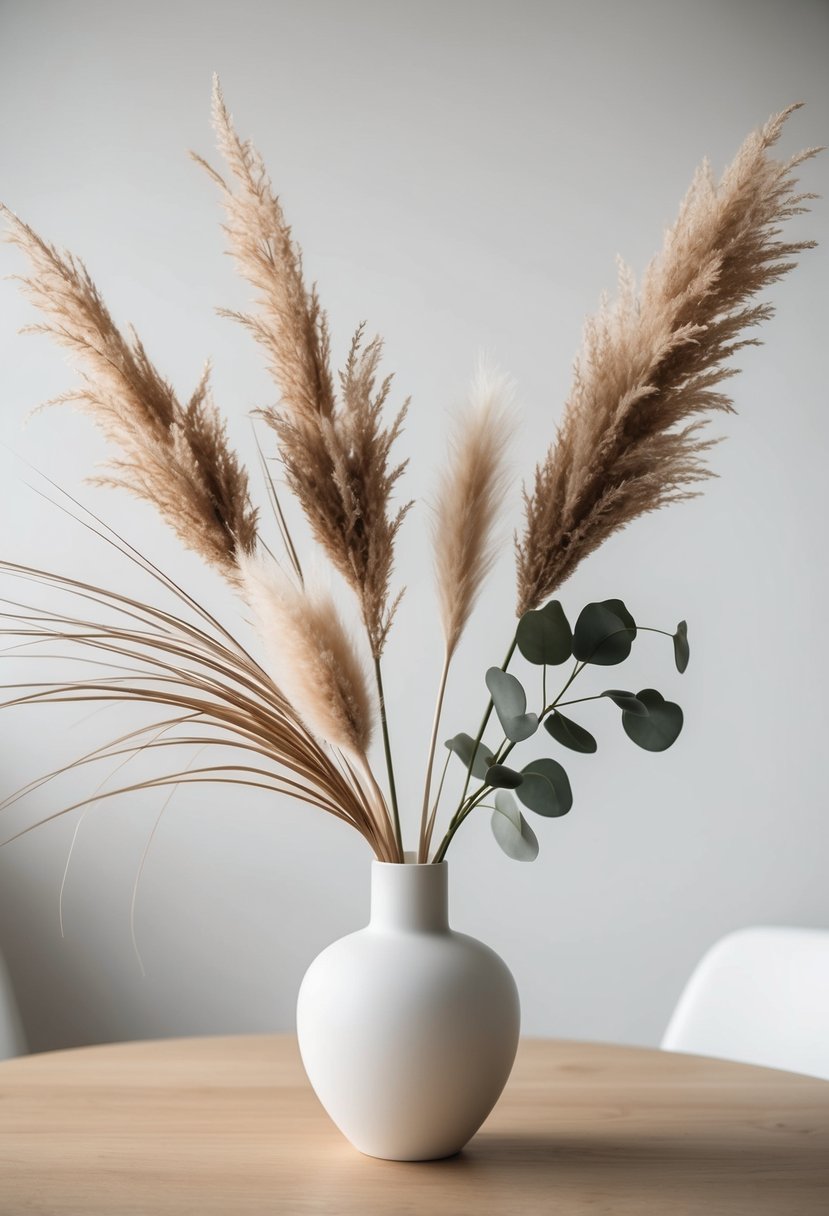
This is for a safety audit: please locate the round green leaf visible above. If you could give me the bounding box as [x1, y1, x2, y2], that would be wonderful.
[602, 689, 648, 716]
[445, 733, 495, 780]
[544, 711, 597, 754]
[622, 689, 683, 751]
[673, 620, 690, 674]
[516, 758, 573, 817]
[486, 763, 523, 789]
[485, 668, 538, 742]
[516, 601, 572, 666]
[572, 600, 637, 665]
[490, 791, 539, 861]
[604, 599, 637, 632]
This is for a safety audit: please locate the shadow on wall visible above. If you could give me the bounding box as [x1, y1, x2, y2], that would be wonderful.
[0, 845, 230, 1054]
[0, 853, 109, 1054]
[0, 810, 354, 1054]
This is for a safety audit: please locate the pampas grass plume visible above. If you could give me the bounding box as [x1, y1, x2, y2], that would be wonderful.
[240, 554, 375, 758]
[433, 358, 516, 657]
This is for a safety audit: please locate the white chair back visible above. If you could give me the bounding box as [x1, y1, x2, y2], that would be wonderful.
[662, 926, 829, 1080]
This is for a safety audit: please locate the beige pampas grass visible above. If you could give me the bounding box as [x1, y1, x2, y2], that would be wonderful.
[239, 554, 374, 758]
[195, 79, 410, 660]
[1, 207, 258, 584]
[516, 105, 819, 615]
[417, 359, 516, 860]
[433, 359, 516, 657]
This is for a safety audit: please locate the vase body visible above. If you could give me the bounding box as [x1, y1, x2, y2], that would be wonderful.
[296, 859, 520, 1160]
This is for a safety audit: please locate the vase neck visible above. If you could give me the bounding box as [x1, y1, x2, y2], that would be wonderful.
[370, 860, 449, 933]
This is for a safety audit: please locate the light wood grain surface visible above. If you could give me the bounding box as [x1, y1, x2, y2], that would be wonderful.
[1, 1034, 827, 1214]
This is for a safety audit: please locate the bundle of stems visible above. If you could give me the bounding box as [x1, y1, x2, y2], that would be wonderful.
[0, 91, 818, 872]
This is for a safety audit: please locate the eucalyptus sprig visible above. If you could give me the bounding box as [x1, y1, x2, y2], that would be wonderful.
[431, 600, 687, 862]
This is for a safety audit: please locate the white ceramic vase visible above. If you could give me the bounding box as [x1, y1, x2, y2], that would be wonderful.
[296, 858, 520, 1161]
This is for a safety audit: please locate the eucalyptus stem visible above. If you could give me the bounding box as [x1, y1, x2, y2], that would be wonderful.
[458, 637, 517, 808]
[373, 657, 403, 861]
[430, 636, 517, 863]
[552, 693, 604, 710]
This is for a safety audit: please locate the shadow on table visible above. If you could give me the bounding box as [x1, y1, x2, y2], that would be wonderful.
[312, 1122, 827, 1216]
[411, 1127, 825, 1211]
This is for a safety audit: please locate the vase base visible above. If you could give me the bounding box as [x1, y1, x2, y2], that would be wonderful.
[353, 1143, 465, 1162]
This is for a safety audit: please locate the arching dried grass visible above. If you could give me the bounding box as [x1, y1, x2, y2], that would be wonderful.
[0, 515, 399, 863]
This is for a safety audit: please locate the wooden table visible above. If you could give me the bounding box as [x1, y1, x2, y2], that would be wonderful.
[1, 1035, 827, 1214]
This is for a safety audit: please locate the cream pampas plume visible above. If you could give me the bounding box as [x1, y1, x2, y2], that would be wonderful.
[0, 207, 258, 583]
[433, 359, 516, 657]
[239, 554, 375, 759]
[418, 360, 516, 859]
[516, 105, 819, 615]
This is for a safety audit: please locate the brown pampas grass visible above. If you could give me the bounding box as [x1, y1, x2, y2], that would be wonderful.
[195, 78, 410, 660]
[239, 554, 374, 759]
[0, 207, 258, 584]
[433, 359, 516, 658]
[516, 105, 819, 615]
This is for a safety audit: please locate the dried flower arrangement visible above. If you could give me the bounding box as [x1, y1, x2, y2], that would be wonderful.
[0, 85, 818, 875]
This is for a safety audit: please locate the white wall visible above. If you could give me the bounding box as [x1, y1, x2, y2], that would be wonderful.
[0, 0, 827, 1052]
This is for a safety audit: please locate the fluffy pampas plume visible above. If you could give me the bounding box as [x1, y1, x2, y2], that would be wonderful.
[195, 79, 410, 660]
[239, 554, 375, 759]
[433, 358, 516, 658]
[0, 207, 258, 583]
[418, 359, 516, 859]
[516, 105, 819, 615]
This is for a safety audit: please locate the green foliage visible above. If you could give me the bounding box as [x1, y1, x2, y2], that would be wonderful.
[445, 732, 495, 779]
[602, 689, 648, 715]
[486, 763, 524, 789]
[516, 601, 572, 666]
[622, 689, 683, 751]
[485, 668, 539, 742]
[516, 758, 573, 817]
[439, 597, 688, 863]
[490, 791, 539, 861]
[544, 710, 597, 753]
[673, 621, 690, 673]
[573, 599, 636, 665]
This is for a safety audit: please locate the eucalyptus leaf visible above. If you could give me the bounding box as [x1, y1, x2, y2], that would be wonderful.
[485, 668, 539, 742]
[544, 711, 597, 754]
[516, 601, 572, 666]
[486, 764, 524, 789]
[673, 620, 690, 674]
[572, 600, 637, 665]
[445, 733, 494, 780]
[622, 689, 683, 751]
[604, 599, 637, 632]
[602, 689, 648, 716]
[516, 757, 573, 817]
[490, 791, 539, 861]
